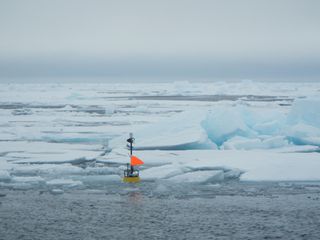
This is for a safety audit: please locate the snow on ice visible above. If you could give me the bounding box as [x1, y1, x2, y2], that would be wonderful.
[0, 82, 320, 189]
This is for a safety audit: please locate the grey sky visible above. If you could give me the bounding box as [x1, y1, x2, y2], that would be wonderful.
[0, 0, 320, 81]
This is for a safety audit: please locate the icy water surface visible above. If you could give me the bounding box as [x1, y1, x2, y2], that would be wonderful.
[1, 82, 320, 239]
[1, 182, 320, 240]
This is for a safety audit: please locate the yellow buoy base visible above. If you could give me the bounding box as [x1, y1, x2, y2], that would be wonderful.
[123, 176, 140, 183]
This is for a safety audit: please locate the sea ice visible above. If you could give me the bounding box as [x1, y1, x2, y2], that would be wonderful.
[287, 98, 320, 127]
[46, 179, 83, 188]
[0, 170, 11, 182]
[168, 170, 225, 183]
[1, 82, 320, 187]
[222, 136, 288, 150]
[12, 176, 45, 185]
[108, 109, 216, 151]
[73, 175, 121, 185]
[141, 164, 188, 180]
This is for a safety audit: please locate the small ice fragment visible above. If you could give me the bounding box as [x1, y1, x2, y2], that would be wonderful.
[0, 171, 11, 182]
[50, 189, 64, 195]
[12, 176, 45, 184]
[168, 170, 224, 183]
[46, 179, 83, 188]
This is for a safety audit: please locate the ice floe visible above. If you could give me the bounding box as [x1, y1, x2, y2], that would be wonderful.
[138, 149, 320, 182]
[0, 170, 11, 182]
[108, 109, 216, 151]
[46, 179, 83, 189]
[1, 82, 320, 188]
[168, 170, 225, 183]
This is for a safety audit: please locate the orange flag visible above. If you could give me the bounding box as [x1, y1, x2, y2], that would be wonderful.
[131, 155, 144, 166]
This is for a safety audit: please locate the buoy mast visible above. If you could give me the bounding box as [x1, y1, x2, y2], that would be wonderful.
[123, 133, 144, 183]
[126, 133, 136, 177]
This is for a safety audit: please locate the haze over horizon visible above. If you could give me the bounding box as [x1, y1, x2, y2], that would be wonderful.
[1, 0, 320, 82]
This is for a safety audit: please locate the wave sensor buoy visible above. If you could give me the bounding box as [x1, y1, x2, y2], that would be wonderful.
[123, 133, 144, 183]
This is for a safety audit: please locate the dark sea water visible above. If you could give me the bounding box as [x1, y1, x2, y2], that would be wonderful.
[1, 182, 320, 240]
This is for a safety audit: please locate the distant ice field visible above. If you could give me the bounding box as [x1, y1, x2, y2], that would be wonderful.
[0, 81, 320, 190]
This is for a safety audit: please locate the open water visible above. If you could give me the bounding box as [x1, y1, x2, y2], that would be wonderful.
[1, 182, 320, 240]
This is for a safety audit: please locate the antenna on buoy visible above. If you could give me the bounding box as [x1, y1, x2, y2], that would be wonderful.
[128, 133, 134, 155]
[123, 133, 144, 183]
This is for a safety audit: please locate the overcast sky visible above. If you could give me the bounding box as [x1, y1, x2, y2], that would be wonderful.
[1, 0, 320, 82]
